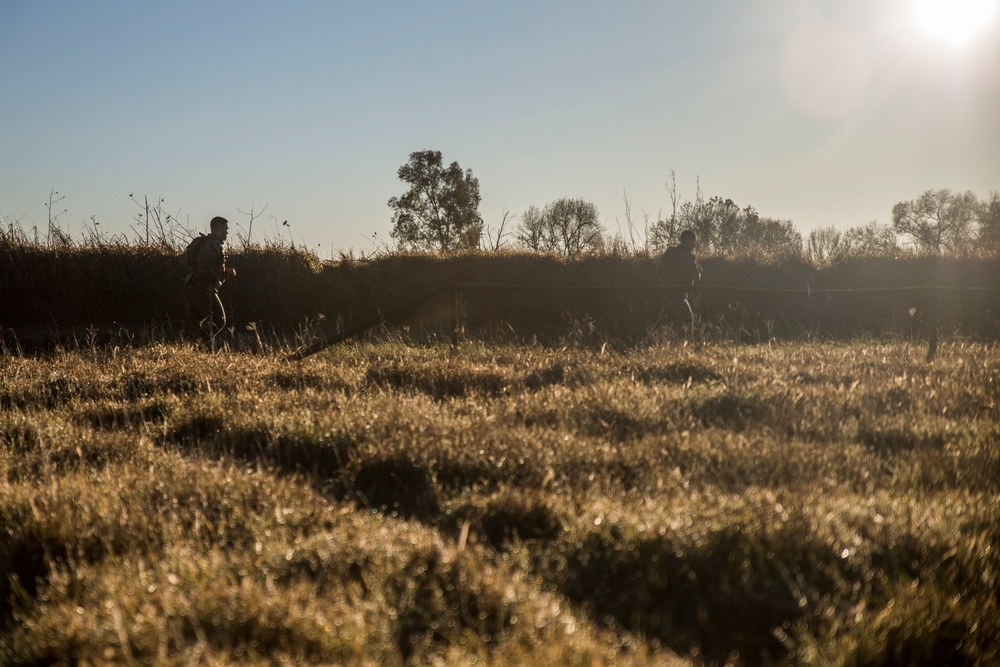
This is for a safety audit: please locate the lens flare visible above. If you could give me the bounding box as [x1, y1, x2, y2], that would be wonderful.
[911, 0, 999, 46]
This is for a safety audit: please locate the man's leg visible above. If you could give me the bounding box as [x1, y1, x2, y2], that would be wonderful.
[183, 285, 213, 345]
[660, 297, 689, 337]
[681, 296, 695, 339]
[208, 290, 227, 349]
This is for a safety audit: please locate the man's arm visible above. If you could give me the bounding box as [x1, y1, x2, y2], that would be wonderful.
[197, 239, 231, 288]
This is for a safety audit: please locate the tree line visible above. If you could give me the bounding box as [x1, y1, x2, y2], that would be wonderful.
[388, 150, 1000, 259]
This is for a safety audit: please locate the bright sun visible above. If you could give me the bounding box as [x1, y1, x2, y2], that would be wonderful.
[911, 0, 999, 46]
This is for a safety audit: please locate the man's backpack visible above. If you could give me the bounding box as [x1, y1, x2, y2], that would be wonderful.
[656, 245, 700, 287]
[184, 234, 209, 267]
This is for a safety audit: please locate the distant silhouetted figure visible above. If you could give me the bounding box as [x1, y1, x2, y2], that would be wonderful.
[655, 229, 702, 336]
[183, 216, 236, 347]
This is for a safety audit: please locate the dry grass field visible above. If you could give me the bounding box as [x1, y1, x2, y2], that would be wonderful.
[1, 338, 998, 665]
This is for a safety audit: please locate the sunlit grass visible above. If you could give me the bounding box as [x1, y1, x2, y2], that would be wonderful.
[1, 340, 997, 664]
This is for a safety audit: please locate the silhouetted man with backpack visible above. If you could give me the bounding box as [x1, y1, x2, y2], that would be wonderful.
[655, 229, 701, 337]
[183, 216, 236, 347]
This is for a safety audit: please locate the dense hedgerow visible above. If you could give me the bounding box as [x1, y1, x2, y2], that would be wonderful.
[3, 234, 1000, 347]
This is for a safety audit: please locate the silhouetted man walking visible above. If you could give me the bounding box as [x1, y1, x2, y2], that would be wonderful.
[655, 229, 701, 336]
[183, 216, 236, 347]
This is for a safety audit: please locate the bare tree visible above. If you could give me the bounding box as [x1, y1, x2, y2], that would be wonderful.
[649, 170, 684, 250]
[649, 214, 681, 251]
[516, 198, 604, 256]
[516, 205, 545, 251]
[666, 169, 679, 222]
[617, 189, 650, 254]
[128, 194, 185, 247]
[237, 202, 268, 246]
[701, 197, 743, 252]
[977, 191, 1000, 253]
[483, 208, 513, 252]
[551, 198, 604, 256]
[807, 226, 844, 265]
[892, 189, 978, 255]
[44, 188, 67, 247]
[739, 216, 802, 257]
[843, 221, 898, 258]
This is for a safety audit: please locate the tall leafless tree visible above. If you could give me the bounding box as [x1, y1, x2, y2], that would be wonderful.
[516, 198, 604, 256]
[892, 189, 978, 255]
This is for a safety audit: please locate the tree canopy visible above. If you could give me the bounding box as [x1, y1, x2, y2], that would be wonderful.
[651, 194, 800, 257]
[388, 150, 483, 252]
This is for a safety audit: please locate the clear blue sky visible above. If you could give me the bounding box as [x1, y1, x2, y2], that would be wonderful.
[2, 1, 998, 255]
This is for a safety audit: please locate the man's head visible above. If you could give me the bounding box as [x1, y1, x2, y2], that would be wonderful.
[210, 216, 229, 242]
[679, 229, 697, 251]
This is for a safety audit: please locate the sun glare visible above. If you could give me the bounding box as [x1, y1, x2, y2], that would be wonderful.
[911, 0, 998, 46]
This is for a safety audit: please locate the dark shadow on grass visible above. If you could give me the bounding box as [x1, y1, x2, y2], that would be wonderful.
[689, 389, 771, 431]
[159, 416, 521, 526]
[857, 423, 946, 455]
[549, 524, 847, 665]
[75, 400, 169, 431]
[346, 456, 440, 521]
[366, 365, 509, 400]
[0, 519, 54, 633]
[630, 362, 723, 386]
[264, 369, 355, 394]
[161, 417, 358, 489]
[523, 363, 567, 391]
[445, 493, 564, 552]
[118, 371, 202, 399]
